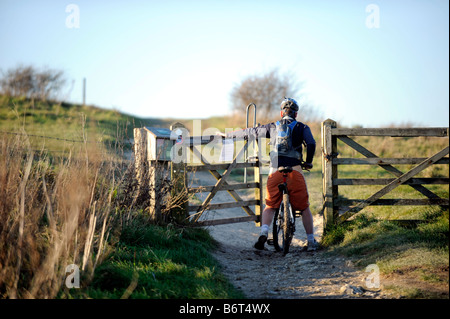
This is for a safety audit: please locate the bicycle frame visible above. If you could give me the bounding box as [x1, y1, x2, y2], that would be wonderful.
[272, 168, 297, 254]
[279, 173, 296, 228]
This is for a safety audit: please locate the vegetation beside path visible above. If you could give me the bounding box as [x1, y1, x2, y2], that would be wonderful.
[62, 218, 244, 299]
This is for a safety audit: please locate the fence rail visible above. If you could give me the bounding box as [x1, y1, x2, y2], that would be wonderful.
[133, 126, 264, 226]
[321, 119, 449, 231]
[184, 135, 263, 226]
[331, 127, 448, 137]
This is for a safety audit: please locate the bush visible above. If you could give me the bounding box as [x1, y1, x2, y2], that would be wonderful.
[0, 65, 66, 101]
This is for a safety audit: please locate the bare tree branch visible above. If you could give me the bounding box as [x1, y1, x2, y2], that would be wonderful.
[230, 68, 320, 122]
[0, 65, 67, 101]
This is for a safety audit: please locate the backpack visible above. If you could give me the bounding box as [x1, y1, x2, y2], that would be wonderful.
[274, 120, 301, 159]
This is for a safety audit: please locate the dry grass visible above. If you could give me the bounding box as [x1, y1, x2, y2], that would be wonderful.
[0, 126, 141, 298]
[0, 118, 193, 299]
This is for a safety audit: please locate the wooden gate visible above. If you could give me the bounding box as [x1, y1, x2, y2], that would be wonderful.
[321, 119, 449, 230]
[134, 125, 264, 226]
[182, 135, 264, 226]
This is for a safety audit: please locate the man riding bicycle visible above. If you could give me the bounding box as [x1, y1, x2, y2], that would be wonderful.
[221, 97, 318, 252]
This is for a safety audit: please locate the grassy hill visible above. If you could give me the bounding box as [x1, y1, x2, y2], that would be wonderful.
[0, 95, 172, 154]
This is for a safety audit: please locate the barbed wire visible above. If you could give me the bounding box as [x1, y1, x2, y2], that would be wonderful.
[0, 144, 133, 165]
[0, 130, 134, 145]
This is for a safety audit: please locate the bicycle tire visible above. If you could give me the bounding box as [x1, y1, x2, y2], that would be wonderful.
[282, 193, 293, 255]
[272, 206, 284, 252]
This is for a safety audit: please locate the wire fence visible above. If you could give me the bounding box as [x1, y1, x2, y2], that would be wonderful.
[0, 130, 133, 144]
[0, 129, 134, 161]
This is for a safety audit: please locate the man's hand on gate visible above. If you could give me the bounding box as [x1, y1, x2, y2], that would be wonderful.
[216, 131, 226, 138]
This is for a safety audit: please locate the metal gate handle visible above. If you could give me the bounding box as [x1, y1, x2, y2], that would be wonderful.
[245, 103, 257, 183]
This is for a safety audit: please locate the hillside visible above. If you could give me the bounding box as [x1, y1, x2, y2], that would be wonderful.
[0, 95, 173, 153]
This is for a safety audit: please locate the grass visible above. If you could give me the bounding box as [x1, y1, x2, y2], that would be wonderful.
[62, 219, 244, 299]
[0, 95, 243, 299]
[0, 130, 122, 298]
[322, 209, 449, 298]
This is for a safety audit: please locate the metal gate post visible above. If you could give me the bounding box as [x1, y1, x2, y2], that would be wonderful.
[245, 103, 257, 183]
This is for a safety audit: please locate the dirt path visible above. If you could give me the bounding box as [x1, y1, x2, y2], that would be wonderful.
[192, 171, 391, 299]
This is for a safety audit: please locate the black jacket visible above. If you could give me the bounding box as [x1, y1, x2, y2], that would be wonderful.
[226, 116, 316, 168]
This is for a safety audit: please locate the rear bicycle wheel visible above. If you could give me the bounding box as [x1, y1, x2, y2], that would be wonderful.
[272, 205, 284, 252]
[282, 193, 294, 255]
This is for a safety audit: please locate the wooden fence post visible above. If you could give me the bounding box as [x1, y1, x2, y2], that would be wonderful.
[321, 119, 338, 232]
[134, 128, 148, 188]
[133, 127, 173, 223]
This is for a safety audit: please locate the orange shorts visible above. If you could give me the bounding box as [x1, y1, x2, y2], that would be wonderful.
[265, 170, 309, 211]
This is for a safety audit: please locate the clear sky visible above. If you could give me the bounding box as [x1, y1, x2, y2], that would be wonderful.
[0, 0, 448, 127]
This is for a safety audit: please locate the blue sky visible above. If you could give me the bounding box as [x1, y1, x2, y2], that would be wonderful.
[0, 0, 448, 127]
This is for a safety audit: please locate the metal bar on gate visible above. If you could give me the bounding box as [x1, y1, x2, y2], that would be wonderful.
[245, 103, 257, 183]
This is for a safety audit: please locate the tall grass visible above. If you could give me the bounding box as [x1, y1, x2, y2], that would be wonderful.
[0, 119, 207, 299]
[0, 126, 136, 298]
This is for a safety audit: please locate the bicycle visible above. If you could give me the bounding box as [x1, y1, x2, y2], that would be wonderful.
[271, 163, 311, 255]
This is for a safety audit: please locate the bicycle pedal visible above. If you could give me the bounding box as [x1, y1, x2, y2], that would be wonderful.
[267, 238, 274, 246]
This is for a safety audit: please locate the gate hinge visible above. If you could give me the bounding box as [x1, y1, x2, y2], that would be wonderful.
[322, 147, 339, 162]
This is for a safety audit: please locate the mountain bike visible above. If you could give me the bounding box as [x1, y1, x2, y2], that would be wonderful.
[271, 163, 310, 255]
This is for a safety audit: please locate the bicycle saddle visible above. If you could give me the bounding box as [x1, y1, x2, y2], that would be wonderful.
[278, 166, 293, 174]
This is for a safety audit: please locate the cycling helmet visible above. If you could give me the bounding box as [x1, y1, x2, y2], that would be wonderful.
[280, 97, 299, 112]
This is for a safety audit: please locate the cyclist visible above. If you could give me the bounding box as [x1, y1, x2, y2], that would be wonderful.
[220, 97, 318, 252]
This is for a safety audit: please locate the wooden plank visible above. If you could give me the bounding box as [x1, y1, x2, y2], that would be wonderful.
[186, 162, 257, 171]
[188, 182, 259, 193]
[332, 127, 448, 137]
[195, 215, 258, 226]
[334, 178, 449, 185]
[187, 135, 218, 145]
[336, 198, 449, 206]
[338, 136, 442, 201]
[321, 119, 338, 230]
[189, 200, 259, 212]
[334, 157, 449, 165]
[336, 146, 450, 223]
[193, 141, 248, 222]
[189, 144, 255, 217]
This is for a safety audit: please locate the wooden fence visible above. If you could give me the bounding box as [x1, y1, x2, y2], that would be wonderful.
[321, 119, 449, 230]
[134, 126, 264, 226]
[183, 135, 264, 226]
